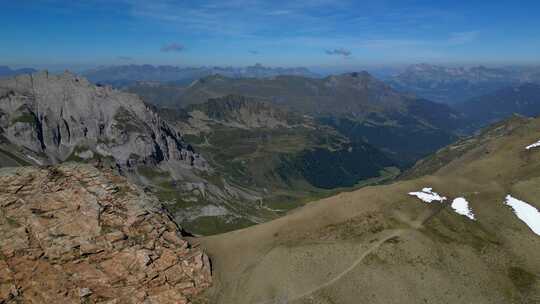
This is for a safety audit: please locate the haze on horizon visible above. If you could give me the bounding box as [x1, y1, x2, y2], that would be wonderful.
[2, 0, 540, 71]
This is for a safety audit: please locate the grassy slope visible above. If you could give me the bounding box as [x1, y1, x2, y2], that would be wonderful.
[401, 115, 529, 180]
[196, 116, 540, 304]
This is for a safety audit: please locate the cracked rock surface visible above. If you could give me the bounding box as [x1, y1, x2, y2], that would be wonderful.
[0, 163, 211, 303]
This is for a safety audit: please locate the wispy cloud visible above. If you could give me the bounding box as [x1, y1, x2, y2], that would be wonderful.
[265, 10, 292, 16]
[447, 31, 480, 45]
[325, 48, 351, 57]
[123, 0, 356, 38]
[16, 1, 492, 65]
[160, 43, 184, 53]
[117, 56, 133, 61]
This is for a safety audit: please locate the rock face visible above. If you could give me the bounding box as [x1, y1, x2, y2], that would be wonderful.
[186, 95, 303, 130]
[0, 71, 206, 171]
[0, 163, 211, 303]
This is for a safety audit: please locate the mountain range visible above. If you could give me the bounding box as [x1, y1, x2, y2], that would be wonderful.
[0, 72, 237, 234]
[132, 71, 463, 165]
[3, 69, 540, 237]
[82, 63, 319, 87]
[0, 66, 37, 78]
[0, 68, 539, 303]
[0, 72, 399, 235]
[388, 63, 540, 104]
[455, 83, 540, 131]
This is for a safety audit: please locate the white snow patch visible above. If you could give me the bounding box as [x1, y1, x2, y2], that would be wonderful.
[504, 195, 540, 236]
[525, 140, 540, 150]
[25, 155, 42, 165]
[451, 197, 475, 220]
[409, 188, 447, 203]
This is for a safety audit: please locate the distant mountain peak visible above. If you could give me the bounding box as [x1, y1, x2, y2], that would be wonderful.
[0, 65, 37, 78]
[388, 63, 540, 104]
[82, 64, 319, 87]
[455, 82, 540, 130]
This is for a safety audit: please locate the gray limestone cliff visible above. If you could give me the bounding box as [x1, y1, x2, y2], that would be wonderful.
[0, 71, 207, 173]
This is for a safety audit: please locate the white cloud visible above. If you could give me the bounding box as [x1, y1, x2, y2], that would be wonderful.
[448, 31, 480, 45]
[325, 48, 351, 57]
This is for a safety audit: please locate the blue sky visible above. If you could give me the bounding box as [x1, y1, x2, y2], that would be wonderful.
[2, 0, 540, 70]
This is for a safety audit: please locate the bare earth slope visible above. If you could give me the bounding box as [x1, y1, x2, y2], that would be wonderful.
[0, 163, 211, 303]
[199, 116, 540, 303]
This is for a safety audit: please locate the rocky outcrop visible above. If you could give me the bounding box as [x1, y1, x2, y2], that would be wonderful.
[186, 95, 304, 129]
[162, 95, 308, 135]
[0, 71, 206, 170]
[0, 164, 211, 303]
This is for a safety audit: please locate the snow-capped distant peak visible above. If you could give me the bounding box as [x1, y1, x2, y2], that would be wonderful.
[409, 187, 447, 203]
[525, 140, 540, 150]
[451, 197, 475, 220]
[504, 195, 540, 236]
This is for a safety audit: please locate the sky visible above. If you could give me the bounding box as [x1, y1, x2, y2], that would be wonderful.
[1, 0, 540, 70]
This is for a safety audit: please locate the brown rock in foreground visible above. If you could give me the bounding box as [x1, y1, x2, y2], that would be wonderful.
[0, 163, 211, 303]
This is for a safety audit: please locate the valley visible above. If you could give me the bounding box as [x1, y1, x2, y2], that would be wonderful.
[2, 2, 540, 303]
[129, 72, 463, 166]
[3, 67, 540, 236]
[198, 114, 540, 303]
[0, 72, 402, 235]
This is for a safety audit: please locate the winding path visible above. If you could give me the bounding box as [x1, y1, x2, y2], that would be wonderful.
[257, 229, 407, 304]
[255, 206, 445, 304]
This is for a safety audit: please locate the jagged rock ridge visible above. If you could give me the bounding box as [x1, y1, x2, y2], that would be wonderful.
[0, 71, 206, 171]
[186, 94, 304, 129]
